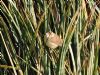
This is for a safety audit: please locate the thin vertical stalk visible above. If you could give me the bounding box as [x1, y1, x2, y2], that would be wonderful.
[93, 29, 99, 75]
[69, 43, 76, 75]
[76, 6, 81, 75]
[0, 31, 17, 75]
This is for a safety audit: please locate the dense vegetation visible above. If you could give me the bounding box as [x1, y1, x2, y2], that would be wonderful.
[0, 0, 100, 75]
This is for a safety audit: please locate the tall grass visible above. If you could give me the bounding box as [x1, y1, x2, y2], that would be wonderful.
[0, 0, 100, 75]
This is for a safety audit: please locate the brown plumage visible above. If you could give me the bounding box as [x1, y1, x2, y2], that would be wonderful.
[44, 31, 63, 49]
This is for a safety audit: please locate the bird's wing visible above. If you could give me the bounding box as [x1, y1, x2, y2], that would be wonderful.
[50, 34, 62, 46]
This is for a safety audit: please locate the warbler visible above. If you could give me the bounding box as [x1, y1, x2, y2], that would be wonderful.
[44, 31, 63, 49]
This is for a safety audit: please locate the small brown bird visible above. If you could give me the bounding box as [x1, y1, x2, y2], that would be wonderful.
[44, 31, 63, 49]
